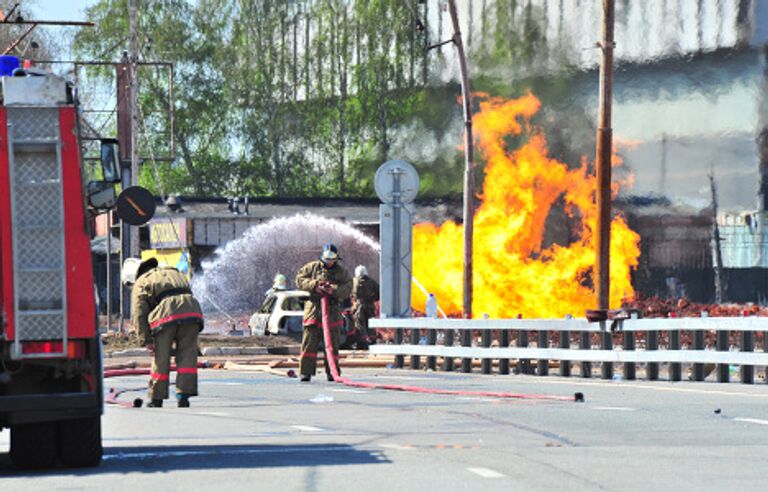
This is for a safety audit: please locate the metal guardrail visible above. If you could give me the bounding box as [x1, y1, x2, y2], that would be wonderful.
[368, 316, 768, 383]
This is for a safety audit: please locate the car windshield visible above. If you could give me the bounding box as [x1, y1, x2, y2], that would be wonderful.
[259, 296, 277, 314]
[282, 296, 309, 311]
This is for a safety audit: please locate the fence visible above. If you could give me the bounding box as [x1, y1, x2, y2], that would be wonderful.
[368, 315, 768, 384]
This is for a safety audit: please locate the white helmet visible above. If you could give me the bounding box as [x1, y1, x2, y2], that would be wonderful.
[121, 258, 142, 286]
[273, 273, 288, 290]
[354, 265, 368, 277]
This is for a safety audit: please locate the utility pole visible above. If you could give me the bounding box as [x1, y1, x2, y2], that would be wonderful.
[129, 0, 140, 258]
[709, 174, 724, 304]
[446, 0, 475, 320]
[595, 0, 615, 312]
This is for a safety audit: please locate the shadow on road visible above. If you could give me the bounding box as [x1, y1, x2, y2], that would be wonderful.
[0, 443, 389, 475]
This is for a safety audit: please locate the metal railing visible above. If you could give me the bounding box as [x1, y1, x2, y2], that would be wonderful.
[368, 315, 768, 384]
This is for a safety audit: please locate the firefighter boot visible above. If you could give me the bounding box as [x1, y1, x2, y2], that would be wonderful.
[177, 394, 191, 408]
[300, 374, 311, 382]
[147, 399, 163, 408]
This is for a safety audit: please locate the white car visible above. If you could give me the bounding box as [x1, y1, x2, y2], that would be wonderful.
[249, 290, 310, 338]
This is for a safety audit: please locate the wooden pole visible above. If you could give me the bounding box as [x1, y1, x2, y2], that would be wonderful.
[595, 0, 615, 312]
[447, 0, 475, 320]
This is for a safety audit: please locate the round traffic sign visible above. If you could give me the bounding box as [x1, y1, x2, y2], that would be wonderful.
[374, 160, 420, 203]
[115, 186, 156, 226]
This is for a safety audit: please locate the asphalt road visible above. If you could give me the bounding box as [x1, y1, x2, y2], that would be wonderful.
[2, 367, 768, 491]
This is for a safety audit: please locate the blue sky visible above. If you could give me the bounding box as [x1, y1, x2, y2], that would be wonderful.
[31, 0, 93, 22]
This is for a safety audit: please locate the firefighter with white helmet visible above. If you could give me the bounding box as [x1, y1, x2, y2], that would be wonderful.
[123, 257, 204, 407]
[295, 243, 352, 382]
[265, 272, 289, 297]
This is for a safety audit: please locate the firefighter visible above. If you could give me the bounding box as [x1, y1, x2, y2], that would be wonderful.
[123, 257, 204, 408]
[351, 265, 379, 347]
[265, 272, 289, 297]
[295, 243, 352, 382]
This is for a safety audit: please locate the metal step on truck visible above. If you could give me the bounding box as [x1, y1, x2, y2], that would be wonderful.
[0, 59, 124, 469]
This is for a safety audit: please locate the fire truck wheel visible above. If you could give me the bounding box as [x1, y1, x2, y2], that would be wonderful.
[58, 416, 103, 468]
[10, 422, 57, 469]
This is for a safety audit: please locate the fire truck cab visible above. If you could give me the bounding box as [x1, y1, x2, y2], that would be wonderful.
[0, 64, 119, 468]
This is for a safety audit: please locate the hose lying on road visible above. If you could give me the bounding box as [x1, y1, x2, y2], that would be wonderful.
[320, 296, 580, 402]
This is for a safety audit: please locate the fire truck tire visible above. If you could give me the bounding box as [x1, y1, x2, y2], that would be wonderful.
[9, 422, 58, 469]
[58, 416, 103, 468]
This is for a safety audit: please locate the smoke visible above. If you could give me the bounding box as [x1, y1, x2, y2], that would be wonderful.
[191, 213, 380, 313]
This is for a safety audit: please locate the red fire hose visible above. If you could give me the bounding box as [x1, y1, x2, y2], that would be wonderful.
[320, 296, 578, 402]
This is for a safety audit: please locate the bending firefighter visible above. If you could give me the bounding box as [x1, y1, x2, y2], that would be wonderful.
[295, 243, 352, 382]
[351, 265, 379, 347]
[123, 258, 204, 407]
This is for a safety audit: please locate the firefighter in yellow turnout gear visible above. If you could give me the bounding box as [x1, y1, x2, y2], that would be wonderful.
[123, 258, 204, 407]
[295, 244, 352, 382]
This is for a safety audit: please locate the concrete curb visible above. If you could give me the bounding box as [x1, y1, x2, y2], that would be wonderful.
[104, 345, 301, 358]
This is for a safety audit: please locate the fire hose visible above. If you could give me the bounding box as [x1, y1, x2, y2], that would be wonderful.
[320, 296, 581, 402]
[104, 362, 210, 408]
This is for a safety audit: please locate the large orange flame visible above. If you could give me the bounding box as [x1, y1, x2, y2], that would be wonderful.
[413, 93, 640, 318]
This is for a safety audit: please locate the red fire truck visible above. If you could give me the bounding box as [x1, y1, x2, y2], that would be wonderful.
[0, 65, 122, 468]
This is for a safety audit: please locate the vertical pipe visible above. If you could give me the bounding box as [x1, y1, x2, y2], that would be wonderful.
[518, 326, 531, 374]
[559, 319, 571, 377]
[499, 329, 510, 375]
[537, 329, 549, 376]
[595, 0, 615, 313]
[394, 327, 404, 369]
[741, 324, 754, 384]
[427, 329, 437, 371]
[580, 330, 591, 378]
[647, 330, 659, 380]
[442, 329, 455, 371]
[410, 327, 421, 370]
[481, 329, 491, 374]
[717, 329, 729, 382]
[105, 211, 112, 333]
[669, 329, 681, 381]
[601, 323, 613, 380]
[623, 316, 636, 380]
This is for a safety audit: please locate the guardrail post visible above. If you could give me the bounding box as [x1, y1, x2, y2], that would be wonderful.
[394, 327, 404, 369]
[461, 328, 472, 373]
[693, 311, 706, 381]
[580, 330, 591, 378]
[481, 328, 492, 374]
[410, 327, 421, 370]
[741, 312, 754, 384]
[601, 321, 613, 380]
[499, 329, 510, 375]
[427, 329, 437, 371]
[647, 330, 659, 380]
[669, 327, 681, 381]
[717, 328, 729, 383]
[442, 329, 455, 372]
[537, 328, 549, 376]
[623, 314, 636, 380]
[559, 315, 571, 377]
[518, 322, 532, 374]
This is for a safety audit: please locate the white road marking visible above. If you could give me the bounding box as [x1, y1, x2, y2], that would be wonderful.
[197, 412, 230, 417]
[291, 425, 324, 432]
[734, 418, 768, 426]
[591, 406, 636, 411]
[467, 467, 505, 478]
[380, 443, 415, 450]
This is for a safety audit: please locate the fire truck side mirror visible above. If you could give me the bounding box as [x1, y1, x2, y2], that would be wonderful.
[87, 181, 117, 210]
[99, 138, 120, 183]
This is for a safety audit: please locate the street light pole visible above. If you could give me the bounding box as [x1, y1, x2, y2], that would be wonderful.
[595, 0, 615, 312]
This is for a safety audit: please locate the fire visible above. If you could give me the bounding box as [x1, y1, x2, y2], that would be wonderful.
[413, 93, 640, 318]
